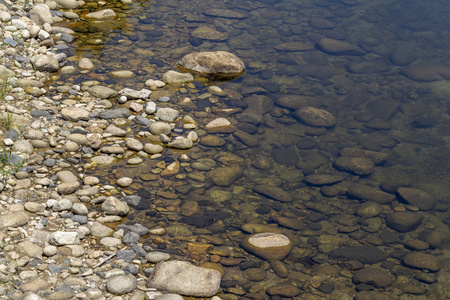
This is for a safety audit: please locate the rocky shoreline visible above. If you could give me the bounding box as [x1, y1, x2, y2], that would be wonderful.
[0, 0, 238, 299]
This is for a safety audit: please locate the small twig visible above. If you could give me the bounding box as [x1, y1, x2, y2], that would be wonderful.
[92, 246, 128, 269]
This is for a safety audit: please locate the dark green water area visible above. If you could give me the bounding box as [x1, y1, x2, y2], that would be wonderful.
[54, 0, 450, 298]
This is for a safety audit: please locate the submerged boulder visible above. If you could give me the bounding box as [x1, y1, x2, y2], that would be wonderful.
[177, 51, 245, 80]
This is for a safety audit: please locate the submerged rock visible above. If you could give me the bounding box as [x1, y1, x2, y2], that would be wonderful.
[241, 233, 293, 261]
[317, 38, 366, 56]
[177, 51, 245, 80]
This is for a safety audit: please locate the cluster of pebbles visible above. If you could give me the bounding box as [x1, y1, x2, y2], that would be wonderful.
[1, 0, 450, 300]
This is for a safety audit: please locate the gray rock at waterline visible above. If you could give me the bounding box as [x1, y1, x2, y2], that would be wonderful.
[145, 101, 157, 114]
[31, 55, 59, 72]
[85, 9, 116, 19]
[101, 196, 129, 216]
[61, 107, 90, 121]
[162, 70, 194, 84]
[177, 51, 245, 76]
[55, 0, 79, 9]
[146, 260, 221, 297]
[118, 88, 152, 99]
[106, 275, 137, 295]
[89, 85, 117, 99]
[29, 4, 54, 25]
[52, 199, 73, 212]
[98, 108, 131, 119]
[149, 122, 172, 135]
[167, 137, 193, 149]
[156, 107, 179, 122]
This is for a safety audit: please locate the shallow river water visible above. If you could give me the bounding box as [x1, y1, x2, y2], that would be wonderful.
[53, 0, 450, 298]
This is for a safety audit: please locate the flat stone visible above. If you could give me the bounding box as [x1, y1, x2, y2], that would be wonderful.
[317, 38, 366, 56]
[90, 222, 114, 237]
[101, 196, 129, 216]
[208, 165, 243, 187]
[397, 187, 435, 211]
[31, 55, 59, 72]
[304, 174, 345, 186]
[253, 185, 292, 202]
[0, 211, 29, 229]
[50, 231, 80, 246]
[118, 88, 152, 99]
[203, 8, 248, 19]
[162, 71, 194, 83]
[156, 107, 179, 122]
[89, 86, 117, 99]
[293, 107, 336, 127]
[241, 233, 292, 261]
[61, 107, 90, 121]
[274, 42, 314, 51]
[266, 283, 300, 297]
[352, 268, 395, 288]
[191, 26, 228, 41]
[178, 51, 244, 78]
[110, 70, 135, 78]
[389, 47, 417, 66]
[146, 261, 221, 297]
[340, 148, 390, 165]
[403, 252, 440, 272]
[168, 138, 193, 149]
[334, 157, 374, 175]
[233, 130, 259, 147]
[401, 64, 450, 82]
[85, 9, 116, 19]
[329, 246, 386, 264]
[205, 118, 237, 133]
[347, 183, 395, 204]
[29, 5, 54, 25]
[106, 275, 137, 295]
[149, 122, 172, 135]
[385, 212, 424, 232]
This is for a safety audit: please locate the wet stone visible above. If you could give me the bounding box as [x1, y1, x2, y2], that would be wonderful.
[352, 268, 395, 288]
[348, 183, 395, 204]
[317, 38, 366, 55]
[385, 212, 424, 233]
[402, 252, 441, 272]
[355, 202, 383, 218]
[389, 48, 417, 66]
[334, 157, 374, 175]
[98, 108, 131, 119]
[304, 174, 345, 186]
[293, 106, 336, 127]
[329, 246, 386, 264]
[146, 261, 221, 297]
[106, 275, 137, 295]
[253, 185, 292, 202]
[241, 233, 292, 261]
[199, 135, 225, 147]
[271, 147, 298, 165]
[266, 282, 300, 297]
[401, 64, 450, 82]
[396, 187, 435, 211]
